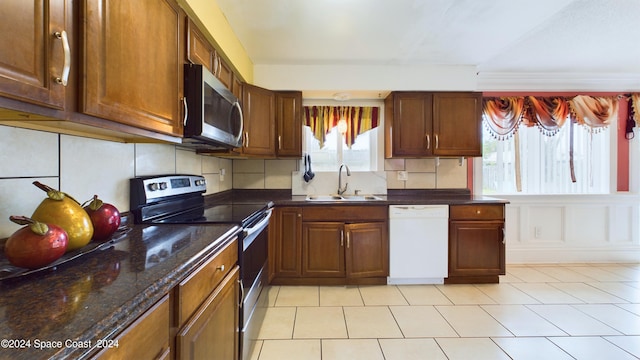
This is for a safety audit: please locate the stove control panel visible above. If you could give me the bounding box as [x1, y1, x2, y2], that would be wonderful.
[130, 174, 206, 207]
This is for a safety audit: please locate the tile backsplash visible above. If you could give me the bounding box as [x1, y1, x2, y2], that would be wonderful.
[1, 125, 469, 238]
[0, 125, 232, 238]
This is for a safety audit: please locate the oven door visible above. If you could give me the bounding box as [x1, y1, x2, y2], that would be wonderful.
[240, 209, 272, 360]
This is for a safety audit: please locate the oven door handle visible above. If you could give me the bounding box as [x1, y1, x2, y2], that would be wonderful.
[244, 209, 273, 238]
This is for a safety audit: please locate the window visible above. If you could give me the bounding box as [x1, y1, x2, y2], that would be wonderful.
[482, 123, 611, 195]
[303, 125, 379, 171]
[302, 102, 383, 172]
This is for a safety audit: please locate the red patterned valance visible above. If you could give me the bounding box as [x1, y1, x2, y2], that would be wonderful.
[303, 106, 379, 148]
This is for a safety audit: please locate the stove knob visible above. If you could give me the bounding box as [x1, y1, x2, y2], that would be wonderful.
[148, 182, 159, 191]
[159, 182, 168, 190]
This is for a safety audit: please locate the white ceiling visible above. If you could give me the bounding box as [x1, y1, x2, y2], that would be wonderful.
[216, 0, 640, 94]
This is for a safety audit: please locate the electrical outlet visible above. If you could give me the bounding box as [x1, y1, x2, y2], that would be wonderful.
[397, 171, 408, 181]
[534, 226, 541, 238]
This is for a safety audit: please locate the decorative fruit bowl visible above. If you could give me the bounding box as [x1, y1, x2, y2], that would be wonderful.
[0, 227, 130, 281]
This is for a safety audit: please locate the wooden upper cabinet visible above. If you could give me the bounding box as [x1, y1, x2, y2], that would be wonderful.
[433, 92, 482, 157]
[81, 0, 184, 136]
[186, 19, 214, 72]
[186, 19, 236, 93]
[215, 53, 233, 90]
[275, 91, 303, 157]
[231, 73, 243, 101]
[385, 91, 482, 158]
[0, 0, 71, 109]
[385, 92, 433, 157]
[241, 83, 276, 156]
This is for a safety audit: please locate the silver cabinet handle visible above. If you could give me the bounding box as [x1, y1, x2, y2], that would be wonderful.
[233, 101, 243, 145]
[346, 231, 350, 248]
[435, 134, 439, 149]
[53, 30, 70, 86]
[213, 54, 220, 77]
[182, 97, 188, 126]
[426, 134, 430, 149]
[278, 135, 282, 149]
[340, 230, 344, 246]
[238, 279, 244, 307]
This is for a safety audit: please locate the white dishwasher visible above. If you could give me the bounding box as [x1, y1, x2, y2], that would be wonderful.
[388, 205, 449, 284]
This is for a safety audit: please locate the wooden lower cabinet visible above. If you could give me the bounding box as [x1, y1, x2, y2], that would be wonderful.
[272, 207, 303, 278]
[92, 295, 171, 360]
[176, 266, 240, 360]
[302, 222, 345, 277]
[272, 206, 389, 285]
[346, 222, 389, 278]
[446, 204, 505, 284]
[300, 221, 387, 284]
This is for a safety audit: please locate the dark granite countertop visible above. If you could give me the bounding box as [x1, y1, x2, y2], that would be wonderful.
[0, 188, 506, 360]
[0, 220, 240, 360]
[213, 189, 508, 206]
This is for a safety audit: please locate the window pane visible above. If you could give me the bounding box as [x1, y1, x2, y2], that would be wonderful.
[482, 123, 610, 195]
[303, 126, 377, 171]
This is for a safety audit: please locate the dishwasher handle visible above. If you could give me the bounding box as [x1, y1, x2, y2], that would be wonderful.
[389, 205, 449, 218]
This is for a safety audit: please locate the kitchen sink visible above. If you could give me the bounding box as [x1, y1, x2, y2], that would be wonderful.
[305, 194, 384, 202]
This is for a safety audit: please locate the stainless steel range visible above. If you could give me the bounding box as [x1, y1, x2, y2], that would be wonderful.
[129, 174, 272, 360]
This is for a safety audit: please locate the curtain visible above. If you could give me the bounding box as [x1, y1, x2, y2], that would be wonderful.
[303, 106, 380, 148]
[483, 95, 619, 139]
[483, 94, 622, 187]
[630, 93, 640, 126]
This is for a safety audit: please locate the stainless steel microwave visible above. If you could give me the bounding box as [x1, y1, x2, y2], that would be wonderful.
[182, 64, 243, 149]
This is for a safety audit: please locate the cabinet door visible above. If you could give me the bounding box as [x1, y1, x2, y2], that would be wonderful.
[302, 222, 345, 277]
[432, 92, 482, 156]
[0, 0, 70, 109]
[214, 52, 233, 90]
[388, 92, 433, 157]
[273, 207, 302, 278]
[93, 295, 170, 360]
[82, 0, 184, 136]
[275, 91, 302, 157]
[186, 19, 214, 72]
[345, 222, 389, 278]
[231, 74, 243, 102]
[242, 83, 276, 156]
[177, 266, 239, 360]
[449, 221, 505, 277]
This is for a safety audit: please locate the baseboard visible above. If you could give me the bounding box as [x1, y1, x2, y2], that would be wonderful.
[507, 248, 640, 264]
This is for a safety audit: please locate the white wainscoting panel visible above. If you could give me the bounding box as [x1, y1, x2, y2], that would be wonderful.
[503, 195, 640, 264]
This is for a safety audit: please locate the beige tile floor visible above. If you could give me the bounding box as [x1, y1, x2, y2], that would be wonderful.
[250, 264, 640, 360]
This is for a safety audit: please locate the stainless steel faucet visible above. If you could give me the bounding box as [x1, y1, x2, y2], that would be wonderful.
[337, 164, 351, 195]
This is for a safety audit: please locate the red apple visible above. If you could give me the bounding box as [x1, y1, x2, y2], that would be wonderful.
[83, 195, 121, 242]
[4, 216, 68, 269]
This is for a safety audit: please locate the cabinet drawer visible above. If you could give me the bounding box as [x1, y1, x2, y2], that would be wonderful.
[450, 205, 504, 220]
[303, 206, 387, 221]
[93, 295, 170, 360]
[175, 237, 238, 327]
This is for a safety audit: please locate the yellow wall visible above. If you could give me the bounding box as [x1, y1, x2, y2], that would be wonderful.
[180, 0, 253, 82]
